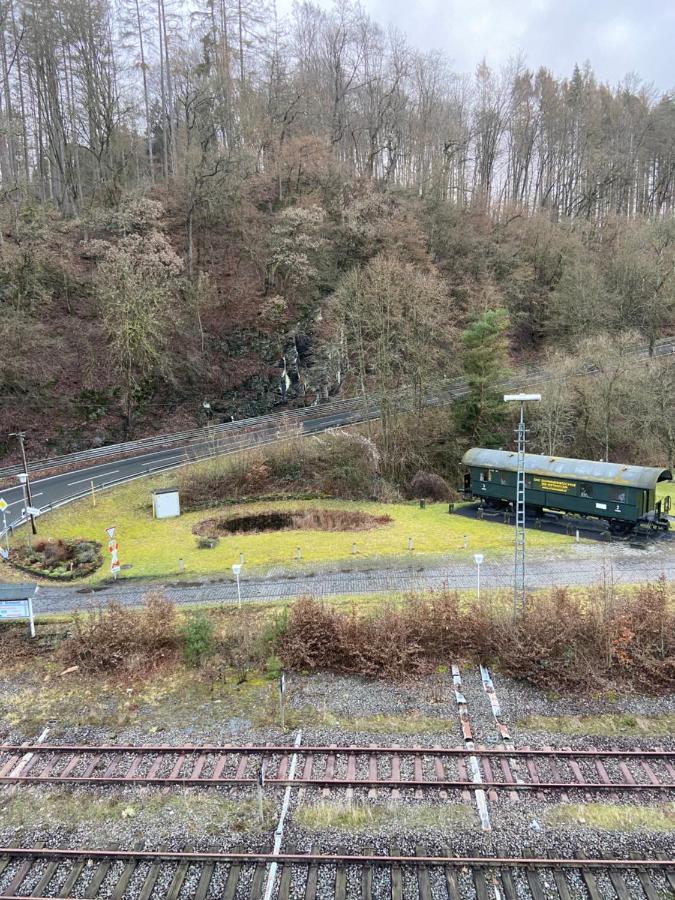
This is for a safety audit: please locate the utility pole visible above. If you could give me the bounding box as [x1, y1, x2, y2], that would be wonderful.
[10, 432, 37, 535]
[504, 395, 540, 618]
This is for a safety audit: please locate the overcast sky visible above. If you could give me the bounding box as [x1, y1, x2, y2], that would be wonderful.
[280, 0, 674, 93]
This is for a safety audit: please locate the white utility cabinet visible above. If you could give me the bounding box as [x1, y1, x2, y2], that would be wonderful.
[152, 488, 180, 519]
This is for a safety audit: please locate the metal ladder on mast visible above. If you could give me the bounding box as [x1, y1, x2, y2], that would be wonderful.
[514, 404, 527, 615]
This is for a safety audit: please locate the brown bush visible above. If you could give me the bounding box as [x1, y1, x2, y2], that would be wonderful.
[194, 508, 392, 537]
[60, 593, 179, 673]
[279, 582, 675, 692]
[179, 432, 381, 509]
[280, 593, 497, 678]
[33, 538, 69, 562]
[408, 471, 458, 502]
[498, 582, 675, 691]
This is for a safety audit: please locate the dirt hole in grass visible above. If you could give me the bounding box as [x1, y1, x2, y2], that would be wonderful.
[194, 509, 393, 537]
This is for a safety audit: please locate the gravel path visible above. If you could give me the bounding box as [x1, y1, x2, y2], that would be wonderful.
[27, 542, 675, 615]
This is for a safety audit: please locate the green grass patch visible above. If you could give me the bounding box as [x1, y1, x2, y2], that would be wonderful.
[0, 652, 459, 739]
[0, 662, 334, 738]
[0, 790, 276, 835]
[544, 802, 675, 831]
[26, 482, 570, 582]
[295, 800, 472, 832]
[518, 713, 675, 737]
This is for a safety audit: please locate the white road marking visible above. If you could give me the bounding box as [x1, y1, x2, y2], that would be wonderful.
[147, 454, 186, 468]
[67, 469, 119, 486]
[34, 456, 154, 484]
[263, 729, 302, 900]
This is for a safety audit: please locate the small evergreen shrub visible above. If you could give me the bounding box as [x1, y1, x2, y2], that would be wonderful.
[182, 612, 215, 667]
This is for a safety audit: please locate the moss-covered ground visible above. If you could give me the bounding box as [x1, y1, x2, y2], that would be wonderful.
[295, 800, 472, 832]
[0, 664, 306, 738]
[0, 789, 276, 835]
[518, 713, 675, 737]
[544, 802, 675, 831]
[0, 660, 462, 739]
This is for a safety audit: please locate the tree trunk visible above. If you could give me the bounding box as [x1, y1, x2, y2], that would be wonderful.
[134, 0, 154, 179]
[156, 0, 169, 180]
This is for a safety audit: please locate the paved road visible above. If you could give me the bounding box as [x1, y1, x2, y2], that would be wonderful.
[3, 338, 672, 534]
[0, 410, 357, 531]
[30, 547, 675, 615]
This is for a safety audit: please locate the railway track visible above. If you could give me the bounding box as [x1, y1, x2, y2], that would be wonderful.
[0, 846, 673, 899]
[1, 744, 674, 795]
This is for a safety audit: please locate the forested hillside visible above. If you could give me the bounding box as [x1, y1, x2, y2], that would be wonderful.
[0, 0, 673, 478]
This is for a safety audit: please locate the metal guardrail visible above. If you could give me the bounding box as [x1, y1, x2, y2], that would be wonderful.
[1, 337, 672, 480]
[2, 427, 299, 536]
[1, 337, 673, 538]
[0, 395, 367, 479]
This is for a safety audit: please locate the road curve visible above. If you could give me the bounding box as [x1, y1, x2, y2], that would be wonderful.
[1, 338, 673, 534]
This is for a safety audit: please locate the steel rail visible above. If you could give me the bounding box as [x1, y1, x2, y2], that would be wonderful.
[2, 744, 672, 793]
[2, 743, 672, 757]
[1, 775, 672, 791]
[0, 847, 671, 868]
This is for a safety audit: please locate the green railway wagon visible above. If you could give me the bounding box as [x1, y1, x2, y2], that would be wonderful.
[462, 448, 672, 534]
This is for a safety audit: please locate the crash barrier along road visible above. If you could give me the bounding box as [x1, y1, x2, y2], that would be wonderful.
[1, 338, 673, 536]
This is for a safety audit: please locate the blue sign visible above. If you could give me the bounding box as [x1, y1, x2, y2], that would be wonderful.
[0, 600, 31, 619]
[0, 597, 35, 637]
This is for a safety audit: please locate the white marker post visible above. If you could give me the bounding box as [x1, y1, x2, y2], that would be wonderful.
[106, 526, 121, 579]
[473, 553, 484, 603]
[232, 563, 242, 608]
[0, 498, 9, 559]
[279, 671, 286, 729]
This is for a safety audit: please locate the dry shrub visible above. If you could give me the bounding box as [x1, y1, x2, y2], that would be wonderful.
[179, 431, 381, 509]
[408, 471, 458, 502]
[60, 593, 179, 673]
[280, 593, 497, 678]
[296, 509, 392, 531]
[500, 582, 675, 691]
[33, 538, 69, 564]
[279, 582, 675, 692]
[498, 589, 603, 689]
[278, 597, 342, 672]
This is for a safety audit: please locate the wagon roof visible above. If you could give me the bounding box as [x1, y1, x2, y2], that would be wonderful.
[462, 448, 673, 490]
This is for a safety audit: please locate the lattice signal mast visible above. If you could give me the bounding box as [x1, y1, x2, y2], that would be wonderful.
[504, 394, 541, 617]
